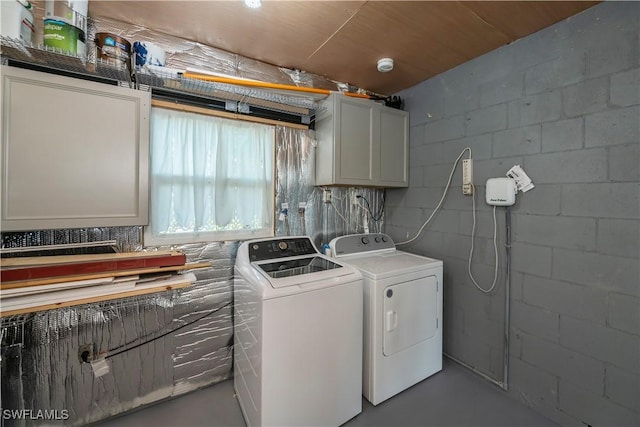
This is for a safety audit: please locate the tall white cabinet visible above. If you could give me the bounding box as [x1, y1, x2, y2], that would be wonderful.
[1, 65, 150, 231]
[314, 94, 408, 188]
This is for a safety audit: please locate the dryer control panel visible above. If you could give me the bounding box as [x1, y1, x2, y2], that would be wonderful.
[249, 237, 317, 261]
[330, 233, 396, 256]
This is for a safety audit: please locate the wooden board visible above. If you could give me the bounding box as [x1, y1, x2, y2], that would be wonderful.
[0, 262, 211, 290]
[0, 273, 196, 317]
[1, 250, 182, 268]
[1, 253, 186, 282]
[1, 277, 117, 298]
[1, 281, 138, 310]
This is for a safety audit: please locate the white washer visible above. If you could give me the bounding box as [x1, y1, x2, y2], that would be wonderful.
[234, 236, 363, 427]
[330, 233, 443, 406]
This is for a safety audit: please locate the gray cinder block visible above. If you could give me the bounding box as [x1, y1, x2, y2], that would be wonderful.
[508, 91, 563, 127]
[525, 53, 586, 95]
[521, 333, 605, 394]
[552, 248, 639, 296]
[541, 118, 584, 153]
[466, 104, 508, 136]
[585, 105, 640, 147]
[560, 315, 640, 371]
[524, 148, 608, 183]
[563, 77, 609, 117]
[585, 16, 639, 78]
[561, 183, 639, 219]
[510, 243, 552, 277]
[559, 380, 639, 427]
[442, 134, 493, 162]
[522, 275, 608, 324]
[608, 293, 640, 336]
[597, 218, 640, 258]
[493, 125, 541, 158]
[511, 184, 562, 215]
[424, 114, 466, 143]
[609, 143, 639, 182]
[605, 364, 640, 412]
[480, 72, 524, 108]
[514, 214, 596, 250]
[610, 67, 640, 107]
[511, 300, 560, 342]
[444, 86, 480, 118]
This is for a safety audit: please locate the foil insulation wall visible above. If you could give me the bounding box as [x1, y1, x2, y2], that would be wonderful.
[275, 127, 384, 250]
[2, 6, 384, 423]
[1, 128, 384, 426]
[1, 242, 235, 426]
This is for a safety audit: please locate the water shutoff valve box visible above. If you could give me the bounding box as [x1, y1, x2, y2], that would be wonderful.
[485, 178, 517, 206]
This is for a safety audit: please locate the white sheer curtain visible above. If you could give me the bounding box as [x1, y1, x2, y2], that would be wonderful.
[145, 107, 275, 244]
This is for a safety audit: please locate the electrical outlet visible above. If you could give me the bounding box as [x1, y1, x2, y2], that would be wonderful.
[351, 193, 359, 205]
[462, 159, 473, 195]
[322, 189, 332, 204]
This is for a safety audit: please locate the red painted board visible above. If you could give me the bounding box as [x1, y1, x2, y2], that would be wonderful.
[1, 254, 186, 282]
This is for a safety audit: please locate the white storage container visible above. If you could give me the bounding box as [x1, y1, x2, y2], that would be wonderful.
[1, 0, 35, 43]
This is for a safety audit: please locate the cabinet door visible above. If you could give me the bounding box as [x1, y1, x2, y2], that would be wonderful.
[1, 66, 150, 231]
[335, 97, 378, 184]
[378, 108, 408, 187]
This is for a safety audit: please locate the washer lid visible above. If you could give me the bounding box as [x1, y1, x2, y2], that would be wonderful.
[339, 251, 442, 280]
[253, 255, 356, 288]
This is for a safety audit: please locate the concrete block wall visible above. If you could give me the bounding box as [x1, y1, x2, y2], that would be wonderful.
[387, 3, 639, 426]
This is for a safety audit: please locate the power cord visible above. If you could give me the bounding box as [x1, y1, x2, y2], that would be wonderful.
[467, 187, 499, 294]
[357, 194, 384, 222]
[396, 147, 471, 246]
[395, 146, 501, 294]
[102, 301, 232, 360]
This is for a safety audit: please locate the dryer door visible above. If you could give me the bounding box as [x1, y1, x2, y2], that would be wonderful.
[383, 275, 438, 356]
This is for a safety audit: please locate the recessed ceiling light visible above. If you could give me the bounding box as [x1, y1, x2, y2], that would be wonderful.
[245, 0, 261, 9]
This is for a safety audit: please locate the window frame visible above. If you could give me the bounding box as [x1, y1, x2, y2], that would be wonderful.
[143, 103, 277, 246]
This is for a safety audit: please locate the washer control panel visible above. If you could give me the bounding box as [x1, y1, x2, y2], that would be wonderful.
[249, 237, 317, 261]
[330, 233, 395, 256]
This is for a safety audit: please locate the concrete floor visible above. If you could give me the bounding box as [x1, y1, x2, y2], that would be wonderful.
[95, 358, 557, 427]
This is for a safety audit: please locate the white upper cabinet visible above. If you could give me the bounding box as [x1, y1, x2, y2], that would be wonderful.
[1, 65, 150, 231]
[314, 94, 408, 188]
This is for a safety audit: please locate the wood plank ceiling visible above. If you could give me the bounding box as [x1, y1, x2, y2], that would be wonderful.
[88, 1, 599, 95]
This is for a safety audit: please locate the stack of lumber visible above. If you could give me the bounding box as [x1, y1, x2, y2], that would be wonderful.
[0, 251, 211, 316]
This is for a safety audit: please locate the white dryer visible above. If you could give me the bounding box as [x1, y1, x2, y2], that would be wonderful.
[330, 233, 443, 406]
[234, 236, 363, 427]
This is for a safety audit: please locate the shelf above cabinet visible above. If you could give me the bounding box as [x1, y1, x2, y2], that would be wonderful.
[1, 36, 133, 85]
[1, 36, 324, 126]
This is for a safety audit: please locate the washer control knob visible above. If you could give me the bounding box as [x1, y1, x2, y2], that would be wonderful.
[278, 241, 288, 251]
[252, 244, 259, 250]
[381, 236, 388, 242]
[374, 236, 381, 243]
[361, 237, 369, 245]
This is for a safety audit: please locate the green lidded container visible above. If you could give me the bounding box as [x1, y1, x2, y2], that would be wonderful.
[43, 18, 85, 55]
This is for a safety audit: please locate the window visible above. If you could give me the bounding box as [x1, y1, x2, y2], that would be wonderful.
[144, 107, 275, 245]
